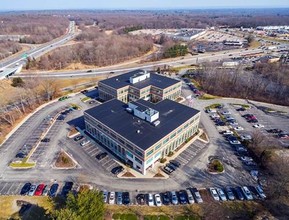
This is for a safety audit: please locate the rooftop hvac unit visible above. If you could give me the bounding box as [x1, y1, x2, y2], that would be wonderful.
[153, 120, 160, 127]
[126, 107, 133, 113]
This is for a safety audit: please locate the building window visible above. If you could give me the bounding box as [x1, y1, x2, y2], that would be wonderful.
[146, 157, 154, 165]
[163, 137, 169, 145]
[170, 133, 176, 139]
[135, 157, 143, 165]
[178, 128, 183, 133]
[135, 149, 143, 157]
[155, 144, 161, 151]
[146, 149, 154, 157]
[126, 144, 133, 150]
[126, 151, 133, 158]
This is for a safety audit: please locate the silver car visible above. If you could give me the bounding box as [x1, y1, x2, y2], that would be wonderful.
[209, 188, 220, 201]
[28, 184, 37, 196]
[171, 191, 178, 205]
[241, 186, 253, 200]
[191, 188, 203, 203]
[216, 188, 227, 201]
[117, 192, 123, 205]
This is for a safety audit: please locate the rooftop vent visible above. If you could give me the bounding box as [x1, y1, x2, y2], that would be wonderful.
[153, 120, 160, 127]
[126, 107, 133, 113]
[136, 130, 140, 134]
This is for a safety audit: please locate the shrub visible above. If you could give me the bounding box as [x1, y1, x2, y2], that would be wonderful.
[160, 158, 167, 163]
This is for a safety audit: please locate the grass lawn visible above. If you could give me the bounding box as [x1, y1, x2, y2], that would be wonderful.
[231, 103, 250, 109]
[9, 162, 36, 169]
[0, 196, 53, 219]
[205, 103, 222, 110]
[199, 94, 219, 100]
[249, 40, 261, 49]
[81, 97, 91, 102]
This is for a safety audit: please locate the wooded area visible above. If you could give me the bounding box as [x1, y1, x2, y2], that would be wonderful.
[0, 14, 69, 44]
[191, 62, 289, 105]
[0, 40, 22, 60]
[28, 27, 153, 70]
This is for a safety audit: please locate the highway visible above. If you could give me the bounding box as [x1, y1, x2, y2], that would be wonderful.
[0, 21, 76, 70]
[15, 47, 265, 78]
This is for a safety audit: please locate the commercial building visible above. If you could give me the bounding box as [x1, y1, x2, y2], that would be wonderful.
[84, 98, 200, 175]
[98, 70, 182, 103]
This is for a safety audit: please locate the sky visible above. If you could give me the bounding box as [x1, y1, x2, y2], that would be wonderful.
[1, 0, 289, 11]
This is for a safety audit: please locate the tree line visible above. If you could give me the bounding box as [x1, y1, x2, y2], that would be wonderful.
[0, 40, 22, 60]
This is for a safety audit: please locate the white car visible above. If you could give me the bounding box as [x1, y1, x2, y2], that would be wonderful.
[253, 124, 264, 128]
[229, 140, 241, 145]
[234, 126, 244, 131]
[109, 192, 115, 204]
[209, 188, 220, 201]
[216, 188, 227, 201]
[191, 188, 203, 203]
[241, 156, 254, 162]
[229, 122, 238, 126]
[186, 189, 195, 204]
[241, 135, 252, 141]
[80, 139, 90, 146]
[241, 186, 253, 200]
[154, 194, 162, 206]
[222, 130, 234, 135]
[148, 193, 154, 206]
[28, 184, 37, 196]
[255, 185, 266, 199]
[221, 111, 231, 115]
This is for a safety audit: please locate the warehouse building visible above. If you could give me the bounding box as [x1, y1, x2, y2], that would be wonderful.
[98, 70, 182, 103]
[84, 98, 200, 175]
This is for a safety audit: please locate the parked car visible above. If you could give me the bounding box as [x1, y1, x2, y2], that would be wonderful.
[162, 166, 174, 174]
[96, 152, 108, 160]
[171, 191, 179, 205]
[154, 194, 162, 206]
[170, 160, 181, 167]
[148, 193, 154, 206]
[80, 139, 90, 146]
[34, 184, 45, 196]
[191, 188, 203, 203]
[62, 182, 73, 197]
[28, 184, 37, 196]
[266, 129, 283, 134]
[20, 183, 31, 195]
[161, 192, 171, 205]
[234, 126, 244, 131]
[102, 190, 108, 203]
[221, 130, 234, 135]
[243, 161, 257, 166]
[236, 107, 246, 111]
[240, 134, 252, 141]
[74, 135, 84, 141]
[225, 187, 235, 200]
[230, 140, 241, 145]
[186, 189, 195, 204]
[209, 188, 220, 201]
[136, 194, 145, 205]
[255, 185, 266, 199]
[116, 192, 123, 205]
[178, 190, 188, 204]
[41, 138, 50, 142]
[241, 186, 253, 200]
[221, 110, 231, 115]
[216, 188, 227, 201]
[241, 156, 253, 162]
[109, 192, 115, 204]
[111, 166, 124, 175]
[250, 170, 259, 182]
[253, 124, 264, 128]
[123, 192, 130, 205]
[42, 185, 49, 196]
[235, 187, 245, 200]
[49, 183, 59, 197]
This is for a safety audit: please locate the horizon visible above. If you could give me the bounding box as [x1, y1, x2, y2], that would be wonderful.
[1, 0, 288, 11]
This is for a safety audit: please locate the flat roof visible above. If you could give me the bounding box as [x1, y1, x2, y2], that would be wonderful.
[100, 70, 180, 90]
[85, 99, 199, 151]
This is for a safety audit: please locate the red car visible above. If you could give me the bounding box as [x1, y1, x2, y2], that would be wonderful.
[34, 184, 45, 196]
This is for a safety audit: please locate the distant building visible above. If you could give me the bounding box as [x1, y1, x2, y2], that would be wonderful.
[98, 70, 182, 103]
[84, 98, 200, 174]
[256, 55, 280, 64]
[222, 61, 239, 68]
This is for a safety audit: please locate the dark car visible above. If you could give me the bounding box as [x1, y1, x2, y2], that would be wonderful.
[49, 183, 59, 197]
[86, 70, 93, 73]
[266, 129, 283, 134]
[235, 187, 245, 200]
[41, 138, 50, 143]
[122, 192, 130, 205]
[16, 152, 26, 159]
[248, 119, 258, 123]
[170, 160, 181, 167]
[96, 152, 108, 160]
[136, 194, 146, 205]
[178, 190, 188, 204]
[216, 121, 226, 126]
[111, 166, 124, 175]
[20, 183, 31, 195]
[166, 163, 177, 171]
[62, 182, 73, 197]
[74, 135, 84, 141]
[88, 100, 96, 104]
[236, 107, 246, 111]
[161, 192, 171, 205]
[81, 90, 88, 94]
[57, 115, 65, 121]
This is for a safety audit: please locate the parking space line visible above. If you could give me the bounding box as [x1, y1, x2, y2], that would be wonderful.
[87, 148, 98, 155]
[102, 159, 113, 167]
[0, 182, 8, 194]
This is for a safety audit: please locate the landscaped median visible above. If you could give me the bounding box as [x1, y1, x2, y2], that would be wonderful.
[9, 161, 36, 169]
